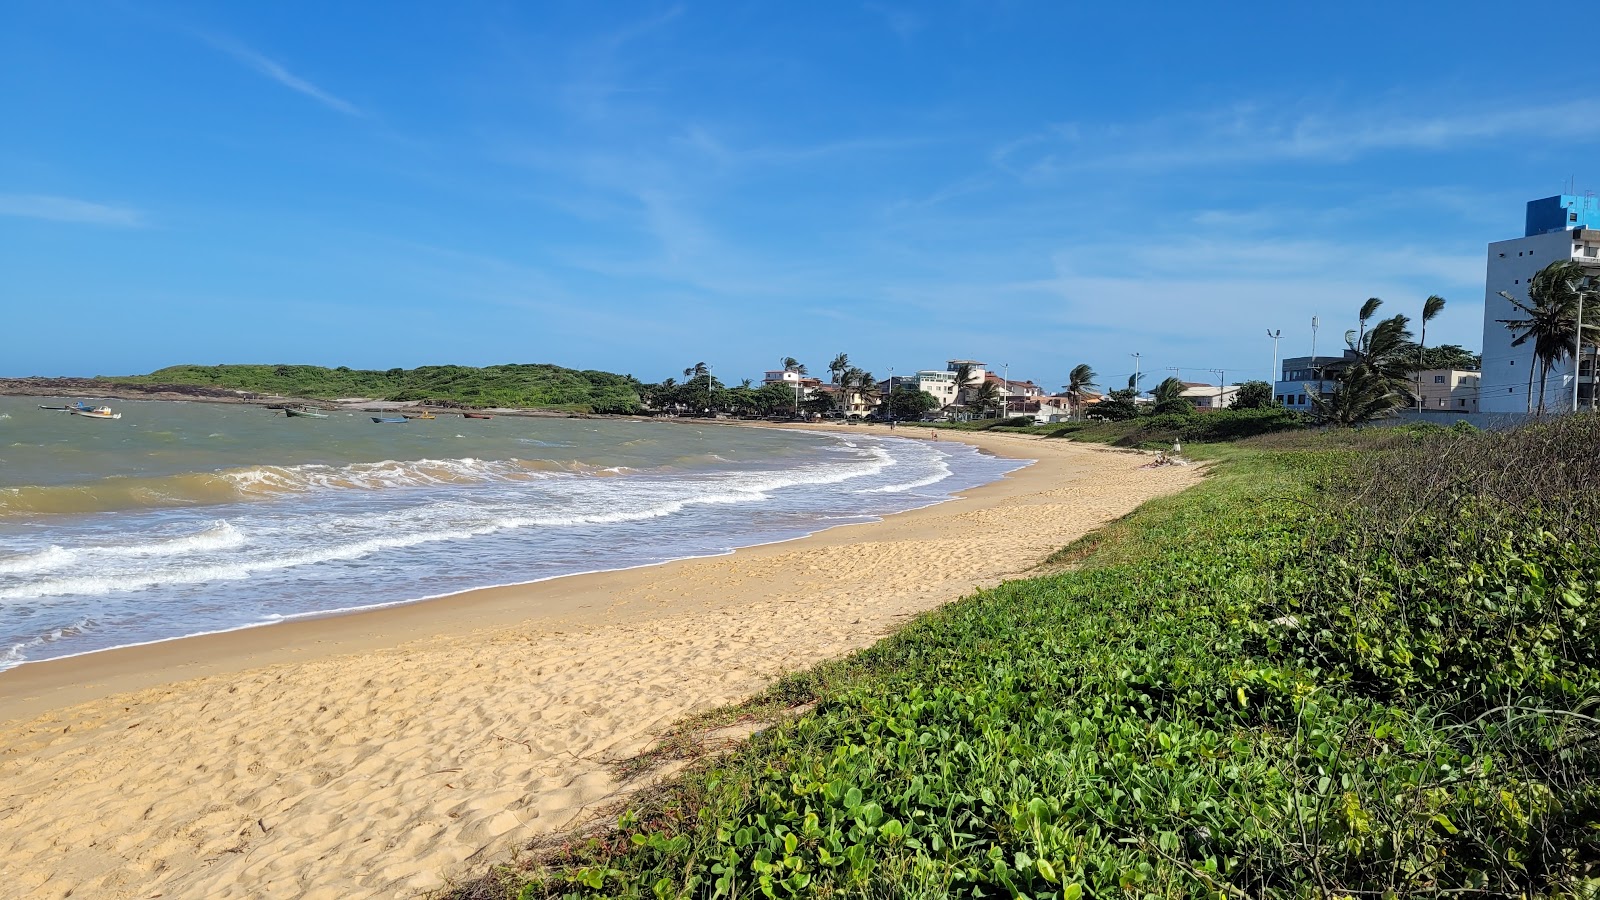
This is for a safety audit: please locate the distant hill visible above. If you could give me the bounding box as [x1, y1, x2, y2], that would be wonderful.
[104, 363, 644, 413]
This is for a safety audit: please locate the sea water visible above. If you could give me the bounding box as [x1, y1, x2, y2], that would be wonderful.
[0, 397, 1023, 668]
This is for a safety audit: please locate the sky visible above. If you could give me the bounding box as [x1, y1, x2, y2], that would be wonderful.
[4, 1, 1597, 390]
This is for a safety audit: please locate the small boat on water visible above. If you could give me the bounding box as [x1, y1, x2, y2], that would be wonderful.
[40, 401, 93, 411]
[401, 411, 436, 420]
[71, 406, 121, 420]
[371, 416, 408, 424]
[462, 412, 493, 419]
[285, 407, 329, 418]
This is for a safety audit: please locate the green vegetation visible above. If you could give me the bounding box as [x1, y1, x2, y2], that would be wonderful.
[930, 408, 1308, 449]
[454, 418, 1600, 898]
[1497, 260, 1599, 414]
[106, 363, 645, 412]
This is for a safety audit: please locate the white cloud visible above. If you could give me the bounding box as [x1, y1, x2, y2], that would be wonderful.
[994, 98, 1600, 179]
[0, 194, 144, 227]
[200, 33, 364, 117]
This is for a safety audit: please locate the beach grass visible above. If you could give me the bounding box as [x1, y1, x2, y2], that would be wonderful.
[451, 419, 1600, 898]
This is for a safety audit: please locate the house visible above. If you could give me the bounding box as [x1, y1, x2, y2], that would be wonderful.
[1275, 350, 1357, 411]
[1414, 369, 1481, 413]
[914, 360, 989, 413]
[1181, 382, 1239, 410]
[763, 369, 822, 397]
[1480, 195, 1600, 413]
[984, 374, 1044, 413]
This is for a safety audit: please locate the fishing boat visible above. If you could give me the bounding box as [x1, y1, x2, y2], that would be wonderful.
[462, 412, 493, 419]
[38, 404, 72, 410]
[285, 407, 328, 418]
[71, 406, 121, 420]
[401, 411, 436, 420]
[42, 401, 94, 411]
[371, 416, 408, 424]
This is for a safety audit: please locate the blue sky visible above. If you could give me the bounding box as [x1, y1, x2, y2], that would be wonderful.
[4, 2, 1597, 390]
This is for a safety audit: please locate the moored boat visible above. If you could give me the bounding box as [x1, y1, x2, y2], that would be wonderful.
[371, 416, 408, 424]
[285, 407, 329, 418]
[71, 406, 121, 420]
[401, 411, 436, 420]
[462, 412, 493, 419]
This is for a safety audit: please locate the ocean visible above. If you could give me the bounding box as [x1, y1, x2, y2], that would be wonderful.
[0, 396, 1024, 668]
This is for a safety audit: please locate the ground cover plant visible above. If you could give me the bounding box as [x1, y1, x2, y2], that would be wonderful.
[454, 417, 1600, 899]
[106, 363, 645, 412]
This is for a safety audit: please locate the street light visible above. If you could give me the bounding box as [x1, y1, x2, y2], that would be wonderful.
[1001, 363, 1009, 417]
[1130, 352, 1141, 394]
[1266, 329, 1281, 387]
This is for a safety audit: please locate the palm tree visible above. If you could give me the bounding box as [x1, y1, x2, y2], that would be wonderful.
[1064, 364, 1097, 419]
[781, 357, 807, 376]
[1149, 377, 1193, 415]
[1415, 295, 1446, 410]
[1309, 312, 1416, 425]
[967, 381, 1002, 418]
[1499, 260, 1600, 414]
[948, 363, 976, 418]
[845, 368, 879, 416]
[1357, 297, 1383, 345]
[827, 353, 850, 388]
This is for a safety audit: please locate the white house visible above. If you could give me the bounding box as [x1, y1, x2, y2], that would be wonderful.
[1180, 382, 1239, 409]
[1480, 195, 1600, 413]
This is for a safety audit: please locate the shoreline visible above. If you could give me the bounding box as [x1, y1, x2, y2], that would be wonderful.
[0, 427, 1200, 900]
[0, 425, 1011, 713]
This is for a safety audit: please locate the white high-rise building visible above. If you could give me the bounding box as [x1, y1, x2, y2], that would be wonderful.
[1480, 195, 1600, 414]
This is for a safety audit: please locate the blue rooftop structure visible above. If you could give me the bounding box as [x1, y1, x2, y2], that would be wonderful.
[1525, 194, 1600, 236]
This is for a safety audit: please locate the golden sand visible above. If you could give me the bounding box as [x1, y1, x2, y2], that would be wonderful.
[0, 428, 1199, 899]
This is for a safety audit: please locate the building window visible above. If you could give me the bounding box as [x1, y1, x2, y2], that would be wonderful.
[1587, 246, 1598, 258]
[1433, 375, 1445, 383]
[1459, 399, 1467, 407]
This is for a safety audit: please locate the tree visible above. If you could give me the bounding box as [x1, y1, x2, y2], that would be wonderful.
[827, 353, 850, 387]
[1414, 295, 1446, 410]
[843, 368, 879, 416]
[1408, 344, 1480, 372]
[1309, 311, 1416, 425]
[967, 381, 1002, 418]
[884, 387, 939, 421]
[948, 363, 976, 417]
[1149, 377, 1194, 415]
[1065, 364, 1098, 419]
[1358, 297, 1383, 345]
[1233, 380, 1275, 410]
[1498, 260, 1599, 413]
[781, 357, 807, 376]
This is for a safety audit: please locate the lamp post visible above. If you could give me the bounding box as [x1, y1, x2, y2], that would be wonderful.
[1266, 328, 1281, 388]
[1130, 352, 1141, 394]
[1001, 363, 1009, 417]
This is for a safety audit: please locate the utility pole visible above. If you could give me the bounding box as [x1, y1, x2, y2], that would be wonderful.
[1266, 329, 1281, 387]
[1130, 352, 1141, 394]
[1209, 368, 1226, 410]
[1001, 363, 1009, 417]
[886, 366, 894, 424]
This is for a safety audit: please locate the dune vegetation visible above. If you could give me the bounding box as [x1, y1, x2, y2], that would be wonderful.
[452, 417, 1600, 898]
[105, 363, 645, 412]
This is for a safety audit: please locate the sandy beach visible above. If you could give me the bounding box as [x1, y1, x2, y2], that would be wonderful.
[0, 428, 1200, 899]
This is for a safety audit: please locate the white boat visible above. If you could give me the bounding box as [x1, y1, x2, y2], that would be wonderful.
[71, 406, 122, 420]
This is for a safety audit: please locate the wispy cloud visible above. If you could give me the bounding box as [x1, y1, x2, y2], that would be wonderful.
[0, 194, 144, 227]
[199, 33, 364, 117]
[864, 3, 923, 42]
[994, 98, 1600, 179]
